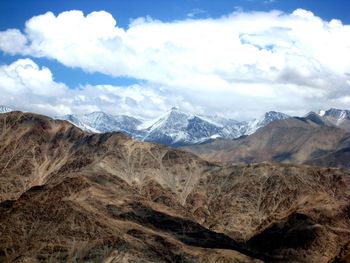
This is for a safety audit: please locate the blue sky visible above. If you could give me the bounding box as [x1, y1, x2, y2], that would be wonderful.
[0, 0, 349, 118]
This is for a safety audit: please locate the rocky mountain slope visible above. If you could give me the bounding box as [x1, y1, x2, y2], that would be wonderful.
[183, 116, 350, 168]
[0, 111, 349, 262]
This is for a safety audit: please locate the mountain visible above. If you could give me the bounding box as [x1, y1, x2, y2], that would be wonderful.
[0, 111, 349, 262]
[5, 105, 350, 147]
[0, 105, 13, 113]
[58, 108, 290, 147]
[141, 107, 244, 146]
[60, 111, 144, 136]
[244, 111, 290, 135]
[184, 116, 350, 168]
[59, 114, 100, 133]
[321, 108, 350, 131]
[303, 111, 330, 126]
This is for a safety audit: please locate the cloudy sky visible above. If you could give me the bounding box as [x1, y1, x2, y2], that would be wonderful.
[0, 0, 349, 120]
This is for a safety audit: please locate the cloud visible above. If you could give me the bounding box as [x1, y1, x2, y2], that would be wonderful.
[0, 59, 200, 118]
[0, 29, 28, 55]
[0, 59, 70, 114]
[0, 9, 349, 118]
[186, 8, 207, 18]
[263, 0, 276, 4]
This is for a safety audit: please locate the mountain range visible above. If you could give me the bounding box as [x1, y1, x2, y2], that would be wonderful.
[184, 111, 350, 168]
[55, 107, 350, 147]
[3, 105, 349, 147]
[59, 108, 294, 146]
[0, 111, 349, 262]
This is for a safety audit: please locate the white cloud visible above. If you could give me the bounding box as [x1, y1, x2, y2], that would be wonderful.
[0, 59, 198, 118]
[0, 9, 350, 119]
[264, 0, 276, 4]
[187, 8, 207, 18]
[0, 29, 28, 55]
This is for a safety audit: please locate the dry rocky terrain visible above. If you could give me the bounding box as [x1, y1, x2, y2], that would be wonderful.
[0, 112, 349, 262]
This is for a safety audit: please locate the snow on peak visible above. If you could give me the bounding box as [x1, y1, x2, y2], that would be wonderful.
[245, 111, 290, 135]
[52, 107, 349, 146]
[60, 111, 142, 135]
[0, 106, 14, 114]
[324, 108, 350, 120]
[140, 108, 243, 146]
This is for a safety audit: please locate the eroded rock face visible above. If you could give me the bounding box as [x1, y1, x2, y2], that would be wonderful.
[0, 112, 349, 263]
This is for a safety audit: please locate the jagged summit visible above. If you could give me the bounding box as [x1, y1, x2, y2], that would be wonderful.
[322, 108, 350, 131]
[324, 108, 350, 119]
[141, 108, 229, 146]
[244, 111, 290, 135]
[303, 111, 327, 125]
[60, 111, 143, 135]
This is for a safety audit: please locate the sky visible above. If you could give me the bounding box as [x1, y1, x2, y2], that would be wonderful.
[0, 0, 349, 120]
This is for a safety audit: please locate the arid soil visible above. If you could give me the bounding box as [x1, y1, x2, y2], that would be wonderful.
[0, 112, 349, 263]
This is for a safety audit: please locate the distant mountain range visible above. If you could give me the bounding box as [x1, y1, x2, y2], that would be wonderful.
[59, 108, 292, 146]
[1, 105, 350, 146]
[184, 110, 350, 168]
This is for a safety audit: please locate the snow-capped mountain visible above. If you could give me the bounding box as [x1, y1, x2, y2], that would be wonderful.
[199, 114, 248, 138]
[323, 108, 350, 119]
[5, 104, 349, 146]
[57, 108, 292, 146]
[244, 111, 290, 135]
[60, 112, 143, 136]
[59, 114, 100, 133]
[141, 107, 242, 146]
[0, 106, 14, 114]
[320, 108, 350, 131]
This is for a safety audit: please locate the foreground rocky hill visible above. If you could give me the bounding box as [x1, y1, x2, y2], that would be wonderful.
[0, 112, 349, 262]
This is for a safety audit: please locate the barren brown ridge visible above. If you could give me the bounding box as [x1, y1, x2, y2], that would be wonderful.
[0, 112, 349, 263]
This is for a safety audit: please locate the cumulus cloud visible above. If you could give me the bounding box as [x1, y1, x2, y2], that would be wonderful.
[0, 59, 70, 114]
[0, 9, 349, 118]
[0, 59, 200, 118]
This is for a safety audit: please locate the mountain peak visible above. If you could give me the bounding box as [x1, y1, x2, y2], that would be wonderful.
[244, 111, 290, 135]
[305, 111, 318, 117]
[324, 108, 350, 120]
[304, 111, 326, 125]
[264, 111, 290, 119]
[166, 107, 190, 118]
[259, 111, 290, 126]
